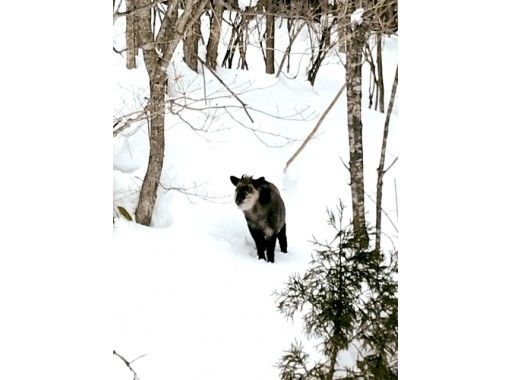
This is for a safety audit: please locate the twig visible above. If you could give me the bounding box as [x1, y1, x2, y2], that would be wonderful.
[197, 56, 254, 123]
[159, 181, 230, 204]
[223, 107, 296, 147]
[339, 155, 350, 172]
[364, 191, 398, 234]
[113, 0, 162, 24]
[113, 0, 124, 24]
[384, 156, 398, 174]
[113, 350, 144, 380]
[113, 46, 127, 55]
[199, 58, 207, 105]
[284, 83, 346, 172]
[113, 105, 149, 137]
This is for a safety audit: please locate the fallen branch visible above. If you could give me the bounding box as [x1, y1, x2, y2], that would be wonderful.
[284, 83, 346, 172]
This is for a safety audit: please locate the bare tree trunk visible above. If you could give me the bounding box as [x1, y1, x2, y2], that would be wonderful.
[221, 12, 241, 69]
[265, 0, 275, 74]
[327, 343, 340, 380]
[363, 42, 377, 109]
[237, 15, 249, 70]
[125, 0, 137, 69]
[206, 0, 224, 70]
[375, 66, 398, 252]
[307, 25, 331, 86]
[376, 33, 385, 113]
[183, 2, 202, 72]
[134, 0, 208, 226]
[276, 20, 304, 77]
[134, 0, 165, 225]
[135, 68, 167, 225]
[345, 18, 369, 247]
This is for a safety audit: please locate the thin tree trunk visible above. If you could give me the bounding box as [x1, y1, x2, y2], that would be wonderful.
[206, 0, 224, 70]
[238, 15, 249, 70]
[345, 17, 369, 247]
[265, 0, 275, 74]
[375, 66, 398, 252]
[125, 0, 137, 69]
[376, 33, 385, 113]
[135, 68, 167, 225]
[221, 12, 241, 69]
[276, 20, 304, 78]
[307, 23, 332, 86]
[134, 0, 166, 225]
[363, 42, 377, 109]
[327, 343, 340, 380]
[134, 0, 208, 226]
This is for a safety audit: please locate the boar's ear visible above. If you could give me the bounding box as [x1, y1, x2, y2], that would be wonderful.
[258, 186, 271, 204]
[253, 176, 266, 188]
[230, 176, 240, 186]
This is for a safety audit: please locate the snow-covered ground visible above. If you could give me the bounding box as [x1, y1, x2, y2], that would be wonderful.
[113, 12, 398, 380]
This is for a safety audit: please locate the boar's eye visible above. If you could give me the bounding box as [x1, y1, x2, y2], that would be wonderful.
[238, 185, 251, 194]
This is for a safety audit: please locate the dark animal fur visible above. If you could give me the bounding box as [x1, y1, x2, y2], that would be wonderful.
[230, 175, 287, 263]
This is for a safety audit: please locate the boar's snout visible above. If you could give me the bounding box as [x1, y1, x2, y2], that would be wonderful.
[235, 191, 246, 205]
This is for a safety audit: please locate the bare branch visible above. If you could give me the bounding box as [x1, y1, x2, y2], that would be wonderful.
[197, 56, 255, 123]
[384, 156, 398, 174]
[113, 104, 149, 137]
[284, 83, 346, 172]
[365, 190, 398, 234]
[276, 21, 305, 78]
[339, 155, 350, 172]
[113, 350, 145, 380]
[113, 0, 163, 24]
[223, 107, 296, 148]
[159, 181, 230, 204]
[375, 65, 398, 252]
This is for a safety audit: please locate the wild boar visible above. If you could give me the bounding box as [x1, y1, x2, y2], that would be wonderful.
[230, 175, 287, 263]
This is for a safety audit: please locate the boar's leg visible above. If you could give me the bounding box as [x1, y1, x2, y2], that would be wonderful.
[248, 226, 267, 261]
[266, 235, 278, 263]
[277, 223, 288, 253]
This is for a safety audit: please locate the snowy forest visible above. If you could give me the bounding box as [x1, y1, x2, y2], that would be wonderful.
[113, 0, 398, 379]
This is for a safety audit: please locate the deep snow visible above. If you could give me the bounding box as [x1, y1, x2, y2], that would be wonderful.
[113, 10, 397, 380]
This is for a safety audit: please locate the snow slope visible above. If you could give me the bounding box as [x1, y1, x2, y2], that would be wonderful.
[113, 12, 398, 380]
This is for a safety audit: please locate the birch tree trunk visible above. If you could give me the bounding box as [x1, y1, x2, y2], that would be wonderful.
[206, 0, 224, 70]
[345, 15, 369, 247]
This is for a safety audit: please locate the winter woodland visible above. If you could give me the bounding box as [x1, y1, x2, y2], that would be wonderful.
[113, 0, 398, 379]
